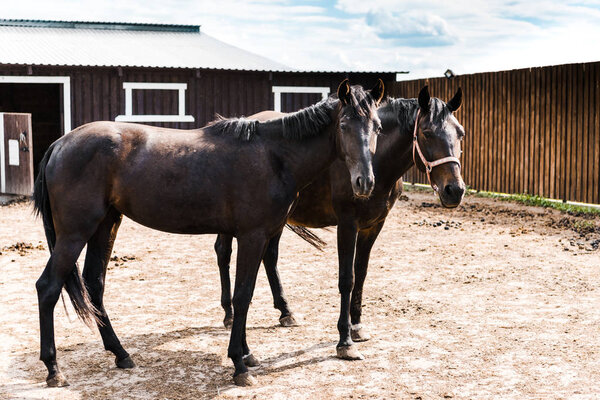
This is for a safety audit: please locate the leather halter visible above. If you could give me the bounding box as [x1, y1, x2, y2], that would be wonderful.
[412, 109, 461, 192]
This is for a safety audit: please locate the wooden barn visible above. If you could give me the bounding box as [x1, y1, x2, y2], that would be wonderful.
[0, 19, 397, 195]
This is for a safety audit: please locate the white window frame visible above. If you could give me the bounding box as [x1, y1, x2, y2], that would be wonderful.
[0, 76, 71, 134]
[272, 86, 330, 112]
[115, 82, 195, 122]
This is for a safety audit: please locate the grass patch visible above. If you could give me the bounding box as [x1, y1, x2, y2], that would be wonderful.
[402, 183, 600, 217]
[473, 193, 600, 216]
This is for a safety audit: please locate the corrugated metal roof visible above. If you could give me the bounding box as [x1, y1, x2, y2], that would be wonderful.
[0, 19, 293, 72]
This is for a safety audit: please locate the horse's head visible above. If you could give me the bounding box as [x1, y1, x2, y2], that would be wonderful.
[414, 86, 466, 208]
[336, 78, 385, 198]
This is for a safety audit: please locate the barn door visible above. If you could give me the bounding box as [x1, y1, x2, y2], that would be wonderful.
[1, 113, 34, 195]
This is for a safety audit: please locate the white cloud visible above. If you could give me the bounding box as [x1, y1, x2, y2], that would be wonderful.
[365, 10, 455, 46]
[2, 0, 600, 77]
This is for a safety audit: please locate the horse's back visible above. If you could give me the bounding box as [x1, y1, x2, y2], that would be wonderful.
[44, 121, 284, 235]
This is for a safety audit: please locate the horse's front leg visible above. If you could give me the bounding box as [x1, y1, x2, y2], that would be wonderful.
[228, 232, 269, 386]
[335, 218, 363, 360]
[214, 234, 235, 328]
[350, 220, 385, 342]
[262, 230, 298, 327]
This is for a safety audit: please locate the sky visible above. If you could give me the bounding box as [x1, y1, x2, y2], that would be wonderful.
[3, 0, 600, 80]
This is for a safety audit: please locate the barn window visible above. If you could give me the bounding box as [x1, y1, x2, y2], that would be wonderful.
[115, 82, 195, 122]
[272, 86, 330, 112]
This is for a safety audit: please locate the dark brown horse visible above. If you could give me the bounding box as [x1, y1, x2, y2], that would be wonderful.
[32, 79, 385, 387]
[215, 86, 465, 360]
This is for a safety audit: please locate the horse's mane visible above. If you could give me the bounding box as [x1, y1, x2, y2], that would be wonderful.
[380, 97, 417, 132]
[204, 115, 259, 141]
[204, 85, 377, 141]
[382, 96, 449, 131]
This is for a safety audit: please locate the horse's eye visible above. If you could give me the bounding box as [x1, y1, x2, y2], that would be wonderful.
[422, 129, 433, 137]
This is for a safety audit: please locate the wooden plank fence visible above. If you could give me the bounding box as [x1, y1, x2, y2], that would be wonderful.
[389, 61, 600, 205]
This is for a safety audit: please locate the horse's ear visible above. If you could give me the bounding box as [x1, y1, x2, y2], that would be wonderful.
[370, 78, 385, 105]
[447, 87, 462, 112]
[337, 78, 351, 106]
[418, 86, 430, 112]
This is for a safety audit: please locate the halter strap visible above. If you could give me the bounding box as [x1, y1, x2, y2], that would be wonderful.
[412, 109, 461, 192]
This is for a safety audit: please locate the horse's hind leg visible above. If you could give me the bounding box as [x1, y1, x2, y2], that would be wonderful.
[350, 220, 384, 342]
[36, 237, 87, 387]
[215, 234, 234, 328]
[262, 231, 297, 327]
[82, 207, 134, 368]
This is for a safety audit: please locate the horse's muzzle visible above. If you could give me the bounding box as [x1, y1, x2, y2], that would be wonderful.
[439, 182, 465, 208]
[353, 174, 375, 198]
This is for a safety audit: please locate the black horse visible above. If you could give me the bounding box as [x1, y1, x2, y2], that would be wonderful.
[215, 86, 465, 359]
[32, 79, 385, 387]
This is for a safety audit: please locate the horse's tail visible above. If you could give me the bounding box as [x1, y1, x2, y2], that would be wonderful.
[33, 142, 100, 327]
[285, 224, 326, 251]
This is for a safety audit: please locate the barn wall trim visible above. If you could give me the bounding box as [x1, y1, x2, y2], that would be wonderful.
[272, 86, 330, 112]
[0, 75, 71, 134]
[115, 82, 195, 122]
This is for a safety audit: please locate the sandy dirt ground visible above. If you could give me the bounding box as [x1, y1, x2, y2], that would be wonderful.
[1, 190, 599, 399]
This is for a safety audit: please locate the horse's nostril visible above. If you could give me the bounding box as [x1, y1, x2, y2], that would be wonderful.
[356, 176, 363, 189]
[444, 184, 453, 196]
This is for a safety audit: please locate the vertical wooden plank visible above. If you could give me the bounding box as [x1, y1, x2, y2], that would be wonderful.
[485, 72, 492, 191]
[500, 71, 508, 194]
[548, 67, 558, 199]
[515, 70, 523, 194]
[585, 63, 594, 203]
[520, 69, 529, 193]
[561, 64, 569, 201]
[82, 71, 93, 125]
[581, 64, 589, 203]
[542, 66, 550, 197]
[558, 64, 567, 201]
[476, 73, 483, 191]
[464, 75, 473, 188]
[504, 71, 510, 194]
[523, 68, 531, 194]
[509, 70, 516, 194]
[592, 62, 600, 204]
[533, 67, 541, 197]
[588, 62, 596, 204]
[566, 63, 574, 201]
[489, 73, 502, 192]
[511, 69, 519, 195]
[473, 74, 485, 190]
[573, 64, 582, 201]
[489, 72, 497, 192]
[101, 70, 110, 121]
[534, 67, 541, 196]
[108, 70, 116, 121]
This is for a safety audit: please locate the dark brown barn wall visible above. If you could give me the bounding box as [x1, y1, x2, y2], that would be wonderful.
[389, 61, 600, 205]
[0, 65, 392, 128]
[0, 63, 393, 178]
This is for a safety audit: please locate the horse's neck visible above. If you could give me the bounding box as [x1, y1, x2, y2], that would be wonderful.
[258, 119, 337, 189]
[374, 99, 418, 186]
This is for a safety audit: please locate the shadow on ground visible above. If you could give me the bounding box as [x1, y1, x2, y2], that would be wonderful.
[7, 325, 335, 399]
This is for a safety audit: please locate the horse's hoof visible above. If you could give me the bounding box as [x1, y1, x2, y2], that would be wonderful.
[351, 325, 371, 342]
[243, 354, 260, 367]
[336, 345, 365, 360]
[46, 371, 69, 387]
[279, 314, 300, 327]
[233, 372, 257, 386]
[116, 355, 136, 369]
[223, 316, 233, 329]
